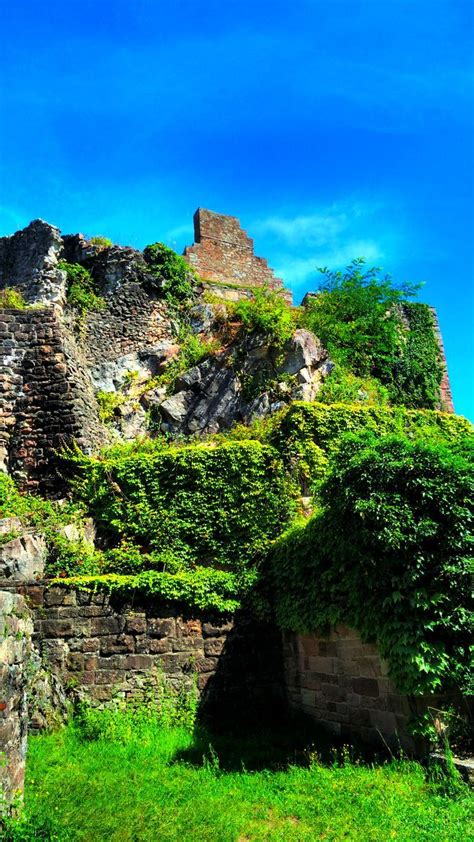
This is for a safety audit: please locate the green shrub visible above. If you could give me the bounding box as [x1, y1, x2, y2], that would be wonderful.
[235, 285, 295, 346]
[59, 261, 105, 317]
[270, 401, 472, 462]
[0, 287, 27, 309]
[269, 433, 473, 695]
[143, 242, 196, 306]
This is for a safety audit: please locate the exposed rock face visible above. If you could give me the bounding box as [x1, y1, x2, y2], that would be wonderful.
[0, 518, 47, 581]
[159, 328, 330, 436]
[0, 219, 66, 305]
[0, 591, 33, 808]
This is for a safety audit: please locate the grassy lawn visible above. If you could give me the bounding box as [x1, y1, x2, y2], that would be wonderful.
[4, 712, 473, 842]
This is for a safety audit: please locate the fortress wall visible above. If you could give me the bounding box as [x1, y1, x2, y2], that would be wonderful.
[0, 307, 103, 493]
[184, 209, 292, 302]
[3, 583, 285, 726]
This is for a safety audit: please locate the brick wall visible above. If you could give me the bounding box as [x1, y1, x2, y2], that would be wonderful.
[283, 627, 440, 751]
[8, 583, 284, 726]
[83, 283, 172, 366]
[184, 209, 292, 303]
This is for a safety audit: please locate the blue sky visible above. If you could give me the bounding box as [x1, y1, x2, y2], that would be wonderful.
[1, 1, 473, 418]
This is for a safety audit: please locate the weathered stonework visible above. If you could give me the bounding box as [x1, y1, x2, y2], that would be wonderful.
[0, 591, 33, 808]
[5, 583, 284, 725]
[0, 220, 66, 306]
[0, 307, 103, 492]
[184, 209, 292, 303]
[283, 627, 452, 752]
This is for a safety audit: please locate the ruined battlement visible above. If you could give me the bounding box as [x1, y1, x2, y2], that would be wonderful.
[184, 208, 292, 302]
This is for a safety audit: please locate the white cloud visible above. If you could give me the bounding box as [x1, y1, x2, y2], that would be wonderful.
[276, 240, 384, 286]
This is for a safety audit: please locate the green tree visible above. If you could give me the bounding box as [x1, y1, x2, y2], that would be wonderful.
[303, 258, 420, 382]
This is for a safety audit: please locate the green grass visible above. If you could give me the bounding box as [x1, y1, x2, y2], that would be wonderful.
[5, 714, 473, 841]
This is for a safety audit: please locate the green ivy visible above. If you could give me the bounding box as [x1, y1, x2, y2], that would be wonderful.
[52, 568, 241, 613]
[67, 439, 295, 574]
[390, 303, 444, 409]
[268, 432, 473, 695]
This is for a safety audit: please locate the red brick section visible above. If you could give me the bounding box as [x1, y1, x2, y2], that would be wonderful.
[431, 307, 455, 413]
[283, 627, 455, 752]
[184, 208, 292, 303]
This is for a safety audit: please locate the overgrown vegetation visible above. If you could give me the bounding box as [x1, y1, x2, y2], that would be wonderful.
[3, 709, 472, 841]
[67, 439, 294, 566]
[88, 235, 112, 249]
[269, 432, 473, 696]
[58, 261, 105, 317]
[301, 259, 444, 408]
[235, 284, 296, 346]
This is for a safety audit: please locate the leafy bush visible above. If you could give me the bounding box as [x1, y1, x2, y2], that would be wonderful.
[270, 401, 472, 462]
[67, 439, 295, 577]
[235, 285, 295, 346]
[269, 433, 473, 695]
[143, 242, 196, 306]
[58, 261, 105, 317]
[302, 259, 442, 408]
[88, 235, 112, 249]
[0, 287, 27, 309]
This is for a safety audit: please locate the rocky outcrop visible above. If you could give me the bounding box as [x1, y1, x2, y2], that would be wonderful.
[158, 328, 331, 436]
[0, 518, 47, 581]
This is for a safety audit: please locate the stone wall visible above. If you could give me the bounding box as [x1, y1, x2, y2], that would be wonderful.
[0, 591, 33, 808]
[7, 583, 284, 726]
[0, 219, 66, 306]
[0, 307, 103, 492]
[184, 208, 292, 303]
[283, 627, 422, 750]
[83, 283, 172, 368]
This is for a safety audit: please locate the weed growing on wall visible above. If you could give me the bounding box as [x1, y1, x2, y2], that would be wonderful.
[0, 287, 28, 309]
